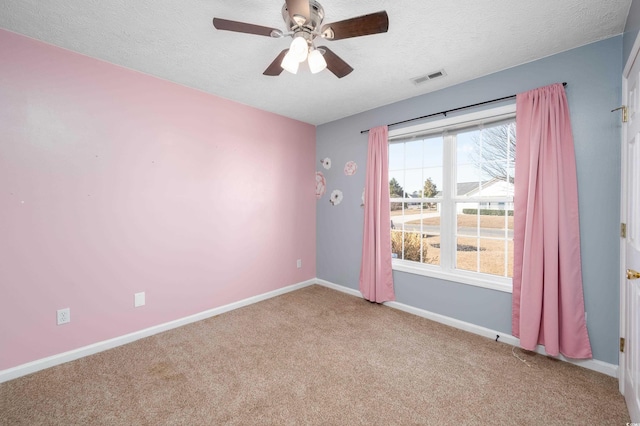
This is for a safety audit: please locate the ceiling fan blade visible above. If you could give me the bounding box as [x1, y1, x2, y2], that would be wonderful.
[263, 49, 289, 76]
[321, 11, 389, 41]
[213, 18, 282, 37]
[285, 0, 310, 25]
[318, 46, 353, 78]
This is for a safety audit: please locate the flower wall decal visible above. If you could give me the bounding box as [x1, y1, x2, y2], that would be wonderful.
[344, 161, 357, 176]
[321, 157, 332, 170]
[330, 189, 343, 206]
[315, 171, 326, 199]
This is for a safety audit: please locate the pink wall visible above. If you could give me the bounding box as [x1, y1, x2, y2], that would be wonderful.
[0, 30, 316, 370]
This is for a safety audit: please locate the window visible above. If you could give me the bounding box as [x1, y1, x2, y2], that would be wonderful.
[388, 105, 515, 292]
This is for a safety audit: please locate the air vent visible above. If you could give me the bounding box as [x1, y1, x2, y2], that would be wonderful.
[411, 69, 447, 85]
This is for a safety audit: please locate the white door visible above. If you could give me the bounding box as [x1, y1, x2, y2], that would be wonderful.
[623, 46, 640, 422]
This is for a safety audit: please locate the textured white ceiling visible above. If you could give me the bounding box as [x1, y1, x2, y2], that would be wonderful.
[0, 0, 632, 125]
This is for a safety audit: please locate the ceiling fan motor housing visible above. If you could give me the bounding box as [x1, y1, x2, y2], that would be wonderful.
[282, 0, 325, 43]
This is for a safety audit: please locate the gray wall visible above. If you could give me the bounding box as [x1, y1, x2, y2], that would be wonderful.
[316, 36, 622, 365]
[624, 0, 640, 65]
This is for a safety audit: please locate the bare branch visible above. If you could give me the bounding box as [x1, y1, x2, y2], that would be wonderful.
[469, 123, 516, 181]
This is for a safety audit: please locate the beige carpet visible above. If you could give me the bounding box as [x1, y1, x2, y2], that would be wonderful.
[0, 285, 629, 425]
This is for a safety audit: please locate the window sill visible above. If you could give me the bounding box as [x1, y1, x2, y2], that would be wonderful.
[392, 260, 513, 293]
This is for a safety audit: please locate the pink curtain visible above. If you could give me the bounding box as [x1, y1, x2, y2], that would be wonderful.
[512, 83, 592, 359]
[359, 125, 395, 303]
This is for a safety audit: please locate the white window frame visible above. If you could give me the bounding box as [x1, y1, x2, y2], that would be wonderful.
[389, 104, 516, 293]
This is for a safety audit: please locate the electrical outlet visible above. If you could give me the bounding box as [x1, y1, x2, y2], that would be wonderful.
[297, 259, 302, 268]
[134, 292, 145, 307]
[57, 308, 70, 325]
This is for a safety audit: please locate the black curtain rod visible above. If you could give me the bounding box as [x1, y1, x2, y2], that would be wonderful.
[360, 82, 567, 134]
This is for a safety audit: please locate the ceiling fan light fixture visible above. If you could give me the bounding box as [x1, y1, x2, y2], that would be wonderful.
[289, 35, 309, 62]
[213, 2, 390, 79]
[281, 51, 299, 74]
[308, 49, 327, 74]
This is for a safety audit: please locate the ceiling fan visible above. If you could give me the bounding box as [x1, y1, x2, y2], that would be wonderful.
[212, 0, 389, 78]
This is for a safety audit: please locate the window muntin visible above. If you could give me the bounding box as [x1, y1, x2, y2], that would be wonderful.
[388, 106, 515, 292]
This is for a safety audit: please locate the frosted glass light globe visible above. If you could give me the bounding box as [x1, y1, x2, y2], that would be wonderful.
[308, 49, 327, 74]
[281, 51, 299, 74]
[289, 36, 308, 63]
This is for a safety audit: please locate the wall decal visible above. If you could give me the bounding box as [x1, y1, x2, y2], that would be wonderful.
[344, 161, 358, 176]
[315, 171, 326, 199]
[330, 189, 343, 206]
[321, 157, 332, 169]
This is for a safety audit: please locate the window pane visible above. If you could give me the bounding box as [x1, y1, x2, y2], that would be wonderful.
[422, 234, 440, 266]
[480, 208, 513, 239]
[481, 167, 511, 197]
[423, 168, 443, 199]
[456, 236, 479, 272]
[404, 168, 424, 199]
[423, 136, 444, 167]
[476, 238, 515, 277]
[390, 202, 404, 214]
[391, 231, 423, 262]
[404, 140, 423, 169]
[456, 128, 483, 197]
[423, 136, 444, 195]
[421, 202, 440, 225]
[479, 238, 506, 276]
[481, 122, 516, 180]
[391, 230, 403, 259]
[457, 204, 479, 237]
[390, 205, 405, 232]
[389, 143, 404, 171]
[392, 231, 440, 265]
[420, 207, 440, 266]
[389, 173, 405, 198]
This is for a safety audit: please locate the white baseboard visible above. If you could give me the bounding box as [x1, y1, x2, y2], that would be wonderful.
[314, 279, 618, 378]
[2, 278, 617, 383]
[315, 279, 363, 297]
[0, 279, 316, 384]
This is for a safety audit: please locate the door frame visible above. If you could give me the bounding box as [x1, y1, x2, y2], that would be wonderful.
[620, 30, 640, 395]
